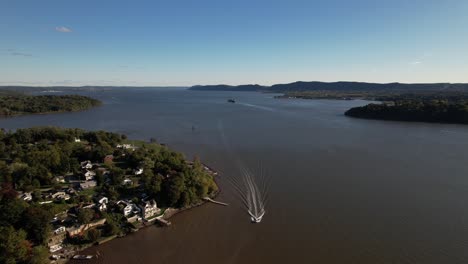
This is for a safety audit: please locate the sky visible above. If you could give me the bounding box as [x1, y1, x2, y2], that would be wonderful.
[1, 0, 468, 86]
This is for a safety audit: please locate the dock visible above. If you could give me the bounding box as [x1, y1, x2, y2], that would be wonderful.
[154, 217, 171, 226]
[203, 197, 228, 206]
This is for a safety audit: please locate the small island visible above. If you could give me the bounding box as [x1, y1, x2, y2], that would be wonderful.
[0, 127, 218, 263]
[0, 94, 102, 117]
[345, 98, 468, 124]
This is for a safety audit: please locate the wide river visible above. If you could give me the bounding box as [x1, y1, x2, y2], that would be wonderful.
[2, 88, 468, 264]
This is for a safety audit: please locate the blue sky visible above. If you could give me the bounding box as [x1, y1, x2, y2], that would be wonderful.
[1, 0, 468, 86]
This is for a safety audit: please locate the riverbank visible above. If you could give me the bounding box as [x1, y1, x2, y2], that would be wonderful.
[0, 94, 102, 117]
[60, 164, 221, 263]
[345, 101, 468, 125]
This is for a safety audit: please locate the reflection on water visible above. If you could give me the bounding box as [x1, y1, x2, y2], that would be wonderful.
[2, 88, 468, 264]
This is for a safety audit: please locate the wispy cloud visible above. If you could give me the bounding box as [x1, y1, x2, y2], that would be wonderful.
[55, 26, 72, 33]
[11, 52, 33, 57]
[409, 53, 432, 66]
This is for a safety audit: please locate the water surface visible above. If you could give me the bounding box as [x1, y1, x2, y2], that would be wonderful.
[2, 88, 468, 264]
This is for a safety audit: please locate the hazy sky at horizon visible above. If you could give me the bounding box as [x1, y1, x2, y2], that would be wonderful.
[1, 0, 468, 86]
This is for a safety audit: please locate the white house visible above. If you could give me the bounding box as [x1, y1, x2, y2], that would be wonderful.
[80, 160, 93, 169]
[79, 180, 97, 190]
[49, 244, 63, 253]
[139, 200, 160, 219]
[84, 170, 96, 181]
[54, 176, 65, 183]
[93, 196, 108, 211]
[95, 196, 109, 204]
[20, 192, 32, 201]
[74, 138, 81, 143]
[51, 192, 70, 201]
[116, 144, 136, 150]
[117, 200, 141, 217]
[96, 203, 107, 212]
[122, 178, 133, 185]
[134, 168, 144, 175]
[54, 226, 66, 235]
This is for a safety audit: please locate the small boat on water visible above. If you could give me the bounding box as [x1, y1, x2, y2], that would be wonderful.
[227, 99, 236, 103]
[249, 211, 265, 223]
[72, 255, 93, 260]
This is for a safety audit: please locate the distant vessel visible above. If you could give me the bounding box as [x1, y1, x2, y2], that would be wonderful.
[227, 99, 236, 103]
[72, 255, 93, 260]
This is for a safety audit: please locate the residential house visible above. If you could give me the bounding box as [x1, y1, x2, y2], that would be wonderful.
[116, 144, 136, 150]
[53, 226, 66, 235]
[122, 178, 133, 186]
[117, 200, 141, 217]
[79, 180, 97, 190]
[139, 199, 160, 219]
[51, 191, 70, 201]
[84, 170, 96, 181]
[94, 196, 109, 211]
[80, 160, 93, 169]
[134, 168, 144, 175]
[95, 196, 109, 204]
[19, 192, 32, 201]
[48, 227, 66, 253]
[74, 138, 81, 143]
[54, 176, 65, 183]
[48, 243, 63, 253]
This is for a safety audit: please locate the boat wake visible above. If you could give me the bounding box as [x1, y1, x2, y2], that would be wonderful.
[242, 165, 267, 223]
[218, 119, 270, 223]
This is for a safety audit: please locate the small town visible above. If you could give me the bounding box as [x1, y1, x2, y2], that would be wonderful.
[0, 127, 219, 263]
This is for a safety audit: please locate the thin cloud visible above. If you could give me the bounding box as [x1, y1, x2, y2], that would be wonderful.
[410, 61, 422, 65]
[11, 52, 33, 57]
[55, 26, 72, 33]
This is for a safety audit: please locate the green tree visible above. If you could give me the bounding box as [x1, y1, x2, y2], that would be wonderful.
[77, 208, 95, 224]
[95, 170, 105, 186]
[21, 207, 51, 245]
[103, 213, 123, 236]
[0, 197, 28, 226]
[29, 246, 49, 264]
[0, 226, 30, 264]
[86, 229, 101, 242]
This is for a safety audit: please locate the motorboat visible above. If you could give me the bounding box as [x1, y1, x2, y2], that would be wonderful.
[249, 210, 265, 223]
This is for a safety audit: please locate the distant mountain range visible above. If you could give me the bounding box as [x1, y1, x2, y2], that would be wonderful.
[189, 81, 468, 92]
[3, 82, 468, 94]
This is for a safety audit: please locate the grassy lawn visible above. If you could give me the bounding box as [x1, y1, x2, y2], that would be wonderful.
[78, 188, 97, 197]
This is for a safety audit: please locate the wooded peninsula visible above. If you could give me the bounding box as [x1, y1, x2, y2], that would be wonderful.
[0, 94, 102, 117]
[0, 127, 218, 264]
[345, 97, 468, 124]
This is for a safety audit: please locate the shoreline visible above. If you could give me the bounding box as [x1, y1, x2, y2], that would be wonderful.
[61, 164, 221, 263]
[0, 105, 102, 119]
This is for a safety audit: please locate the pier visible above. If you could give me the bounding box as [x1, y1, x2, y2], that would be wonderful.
[203, 197, 229, 206]
[154, 217, 172, 226]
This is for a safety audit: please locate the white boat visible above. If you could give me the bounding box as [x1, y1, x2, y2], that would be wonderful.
[72, 255, 93, 260]
[249, 211, 265, 223]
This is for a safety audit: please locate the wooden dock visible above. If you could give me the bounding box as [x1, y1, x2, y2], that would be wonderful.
[154, 217, 171, 226]
[203, 197, 228, 206]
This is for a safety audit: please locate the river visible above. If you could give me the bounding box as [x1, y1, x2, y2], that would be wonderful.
[2, 88, 468, 263]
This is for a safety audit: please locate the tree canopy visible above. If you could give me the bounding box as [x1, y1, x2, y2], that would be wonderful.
[345, 99, 468, 124]
[0, 94, 101, 116]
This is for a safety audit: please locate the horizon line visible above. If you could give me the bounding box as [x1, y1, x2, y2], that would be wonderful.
[1, 80, 467, 88]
